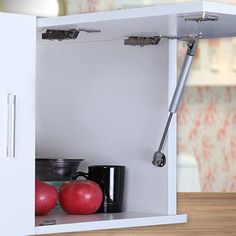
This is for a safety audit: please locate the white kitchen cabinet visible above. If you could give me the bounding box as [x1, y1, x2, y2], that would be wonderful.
[0, 13, 36, 235]
[1, 1, 236, 235]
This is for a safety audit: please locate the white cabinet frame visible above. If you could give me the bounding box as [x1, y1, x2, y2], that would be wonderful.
[1, 1, 236, 235]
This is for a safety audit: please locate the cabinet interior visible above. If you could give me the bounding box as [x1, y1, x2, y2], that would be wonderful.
[35, 10, 179, 232]
[36, 37, 173, 211]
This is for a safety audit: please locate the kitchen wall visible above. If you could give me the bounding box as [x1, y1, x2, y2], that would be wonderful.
[63, 0, 236, 13]
[2, 0, 236, 15]
[178, 87, 236, 192]
[63, 0, 113, 14]
[177, 38, 236, 192]
[3, 0, 60, 16]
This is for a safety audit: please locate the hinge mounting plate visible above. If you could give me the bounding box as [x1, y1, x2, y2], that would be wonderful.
[124, 36, 161, 47]
[42, 28, 101, 41]
[124, 33, 202, 47]
[184, 14, 218, 23]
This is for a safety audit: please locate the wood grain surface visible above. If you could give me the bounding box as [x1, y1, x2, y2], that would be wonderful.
[42, 193, 236, 236]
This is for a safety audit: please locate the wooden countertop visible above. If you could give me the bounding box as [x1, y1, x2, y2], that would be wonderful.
[44, 193, 236, 236]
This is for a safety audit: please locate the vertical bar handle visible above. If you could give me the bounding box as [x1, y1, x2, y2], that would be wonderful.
[7, 94, 16, 158]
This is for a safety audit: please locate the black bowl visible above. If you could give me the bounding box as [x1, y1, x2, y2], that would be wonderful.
[36, 158, 84, 181]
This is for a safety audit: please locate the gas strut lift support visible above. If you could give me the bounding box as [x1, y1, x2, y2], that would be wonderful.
[152, 40, 198, 167]
[124, 35, 199, 167]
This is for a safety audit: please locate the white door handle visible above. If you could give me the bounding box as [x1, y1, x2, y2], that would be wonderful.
[7, 94, 16, 158]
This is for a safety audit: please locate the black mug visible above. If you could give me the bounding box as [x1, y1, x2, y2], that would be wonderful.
[72, 165, 125, 213]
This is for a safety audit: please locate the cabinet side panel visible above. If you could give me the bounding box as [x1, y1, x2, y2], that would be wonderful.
[168, 40, 177, 215]
[0, 13, 36, 235]
[37, 40, 170, 214]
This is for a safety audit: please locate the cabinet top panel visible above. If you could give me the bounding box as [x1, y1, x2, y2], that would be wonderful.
[37, 1, 236, 42]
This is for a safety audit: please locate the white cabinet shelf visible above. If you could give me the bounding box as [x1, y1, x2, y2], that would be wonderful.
[1, 1, 236, 235]
[35, 210, 186, 234]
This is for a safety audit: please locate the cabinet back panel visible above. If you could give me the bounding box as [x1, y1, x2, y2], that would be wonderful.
[36, 40, 170, 214]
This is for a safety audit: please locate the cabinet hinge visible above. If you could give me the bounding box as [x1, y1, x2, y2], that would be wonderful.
[42, 28, 101, 41]
[124, 33, 202, 47]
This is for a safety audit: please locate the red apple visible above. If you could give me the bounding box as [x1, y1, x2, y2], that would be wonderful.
[59, 180, 103, 215]
[35, 180, 58, 216]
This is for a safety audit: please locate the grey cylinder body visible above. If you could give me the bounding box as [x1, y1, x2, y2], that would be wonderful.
[168, 54, 194, 113]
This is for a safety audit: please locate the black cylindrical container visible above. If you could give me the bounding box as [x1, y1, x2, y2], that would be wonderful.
[73, 165, 125, 213]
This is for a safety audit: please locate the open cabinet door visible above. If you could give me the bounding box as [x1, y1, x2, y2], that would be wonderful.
[0, 13, 36, 235]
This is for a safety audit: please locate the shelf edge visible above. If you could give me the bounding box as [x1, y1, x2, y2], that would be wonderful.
[34, 213, 187, 235]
